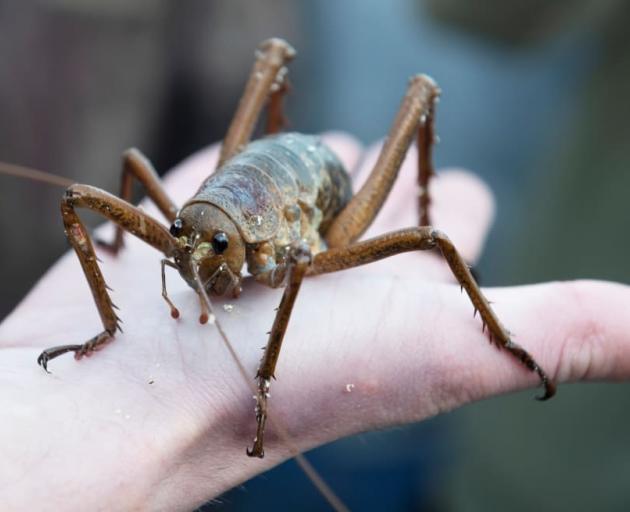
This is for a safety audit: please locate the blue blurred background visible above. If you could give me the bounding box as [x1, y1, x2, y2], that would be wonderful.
[1, 1, 630, 510]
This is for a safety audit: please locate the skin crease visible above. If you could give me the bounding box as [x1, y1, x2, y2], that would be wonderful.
[2, 133, 630, 511]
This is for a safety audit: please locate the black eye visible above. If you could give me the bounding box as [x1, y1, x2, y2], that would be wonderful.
[212, 231, 229, 254]
[170, 218, 183, 237]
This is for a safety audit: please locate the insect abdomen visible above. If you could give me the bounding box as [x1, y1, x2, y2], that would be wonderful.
[191, 133, 352, 245]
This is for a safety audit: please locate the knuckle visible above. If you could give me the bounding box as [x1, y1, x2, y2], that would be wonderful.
[555, 281, 608, 382]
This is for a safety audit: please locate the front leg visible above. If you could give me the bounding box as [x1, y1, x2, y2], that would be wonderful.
[247, 241, 292, 289]
[247, 241, 312, 458]
[38, 184, 175, 371]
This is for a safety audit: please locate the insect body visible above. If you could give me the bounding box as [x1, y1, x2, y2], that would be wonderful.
[20, 37, 554, 464]
[172, 133, 351, 297]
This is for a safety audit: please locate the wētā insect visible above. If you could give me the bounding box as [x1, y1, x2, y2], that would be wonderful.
[0, 37, 556, 507]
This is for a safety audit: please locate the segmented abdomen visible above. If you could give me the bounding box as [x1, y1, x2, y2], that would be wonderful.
[191, 133, 352, 246]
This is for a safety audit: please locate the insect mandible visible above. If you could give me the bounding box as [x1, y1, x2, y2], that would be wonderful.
[9, 38, 556, 461]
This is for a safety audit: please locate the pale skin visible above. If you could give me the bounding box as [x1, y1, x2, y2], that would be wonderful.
[1, 134, 630, 511]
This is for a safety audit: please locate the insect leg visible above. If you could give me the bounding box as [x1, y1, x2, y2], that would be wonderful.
[247, 241, 312, 458]
[218, 38, 296, 167]
[161, 258, 181, 319]
[310, 227, 556, 400]
[38, 184, 175, 371]
[97, 149, 178, 254]
[325, 74, 440, 247]
[265, 70, 291, 135]
[417, 95, 437, 226]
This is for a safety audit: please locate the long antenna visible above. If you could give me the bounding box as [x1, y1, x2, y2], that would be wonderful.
[0, 161, 75, 188]
[192, 265, 349, 512]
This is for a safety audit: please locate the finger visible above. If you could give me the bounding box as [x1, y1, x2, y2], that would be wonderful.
[273, 278, 630, 453]
[379, 279, 630, 418]
[490, 280, 630, 385]
[356, 141, 495, 265]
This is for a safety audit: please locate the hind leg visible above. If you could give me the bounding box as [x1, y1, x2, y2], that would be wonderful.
[218, 38, 295, 166]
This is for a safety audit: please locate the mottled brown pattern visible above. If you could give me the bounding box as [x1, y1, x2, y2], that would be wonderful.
[191, 133, 351, 247]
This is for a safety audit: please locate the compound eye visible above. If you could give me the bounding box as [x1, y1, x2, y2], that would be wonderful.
[170, 218, 183, 237]
[212, 231, 229, 254]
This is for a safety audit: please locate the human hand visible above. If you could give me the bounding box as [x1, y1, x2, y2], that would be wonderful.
[1, 133, 630, 511]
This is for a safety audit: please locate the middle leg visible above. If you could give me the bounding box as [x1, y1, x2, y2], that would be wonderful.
[247, 241, 312, 458]
[244, 226, 555, 458]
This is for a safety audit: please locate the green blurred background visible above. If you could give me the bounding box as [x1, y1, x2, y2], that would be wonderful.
[1, 1, 629, 510]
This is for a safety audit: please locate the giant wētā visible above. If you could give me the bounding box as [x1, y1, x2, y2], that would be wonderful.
[0, 37, 556, 507]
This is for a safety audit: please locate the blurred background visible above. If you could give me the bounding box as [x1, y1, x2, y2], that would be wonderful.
[1, 0, 630, 510]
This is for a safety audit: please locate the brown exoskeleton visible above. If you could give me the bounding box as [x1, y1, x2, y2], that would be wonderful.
[13, 38, 555, 461]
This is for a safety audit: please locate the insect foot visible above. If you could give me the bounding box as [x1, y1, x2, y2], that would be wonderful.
[247, 378, 271, 458]
[504, 339, 556, 400]
[37, 344, 83, 373]
[37, 331, 115, 373]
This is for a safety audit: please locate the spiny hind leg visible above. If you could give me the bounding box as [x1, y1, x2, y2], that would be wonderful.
[325, 75, 440, 247]
[265, 67, 291, 134]
[97, 149, 179, 255]
[311, 227, 556, 400]
[417, 94, 437, 227]
[218, 38, 295, 167]
[39, 184, 175, 371]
